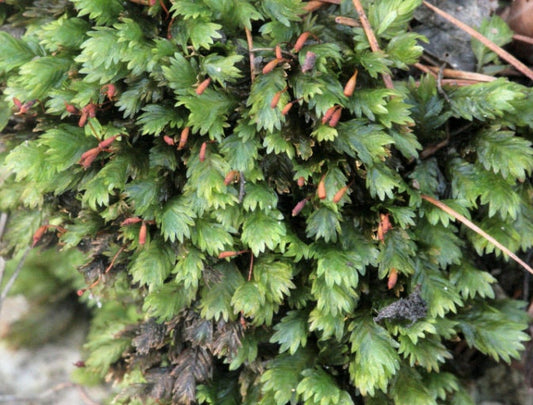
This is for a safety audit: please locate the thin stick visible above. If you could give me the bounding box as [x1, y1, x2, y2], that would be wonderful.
[420, 64, 496, 82]
[244, 27, 256, 83]
[419, 137, 449, 159]
[351, 0, 394, 89]
[304, 1, 324, 12]
[414, 62, 438, 77]
[0, 247, 31, 316]
[524, 250, 533, 301]
[104, 246, 125, 273]
[440, 79, 491, 87]
[422, 1, 533, 81]
[421, 194, 533, 275]
[304, 0, 341, 10]
[248, 253, 254, 281]
[513, 33, 533, 46]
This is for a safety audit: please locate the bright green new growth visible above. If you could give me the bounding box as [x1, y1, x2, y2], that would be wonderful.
[0, 0, 532, 404]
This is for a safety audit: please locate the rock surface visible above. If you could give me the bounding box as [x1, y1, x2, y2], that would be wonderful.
[0, 295, 108, 405]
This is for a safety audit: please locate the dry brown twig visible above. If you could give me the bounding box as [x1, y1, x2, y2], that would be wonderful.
[419, 137, 449, 160]
[513, 33, 533, 46]
[351, 0, 394, 89]
[413, 63, 497, 87]
[104, 246, 126, 273]
[304, 0, 341, 13]
[413, 62, 496, 86]
[414, 62, 436, 77]
[422, 1, 533, 81]
[248, 253, 254, 281]
[421, 195, 533, 275]
[416, 64, 496, 82]
[303, 1, 324, 12]
[439, 79, 492, 87]
[244, 27, 256, 83]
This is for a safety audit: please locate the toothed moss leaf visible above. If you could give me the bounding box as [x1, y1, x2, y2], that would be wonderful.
[144, 282, 195, 322]
[472, 15, 514, 71]
[15, 56, 71, 100]
[220, 134, 261, 172]
[415, 220, 464, 268]
[415, 262, 463, 318]
[398, 334, 451, 372]
[335, 120, 394, 165]
[449, 79, 524, 121]
[270, 310, 308, 355]
[173, 247, 205, 290]
[349, 316, 400, 396]
[76, 28, 128, 84]
[137, 104, 184, 136]
[296, 368, 354, 405]
[0, 32, 35, 73]
[200, 263, 244, 322]
[125, 177, 162, 217]
[456, 301, 530, 363]
[261, 0, 304, 27]
[366, 163, 403, 200]
[253, 257, 295, 305]
[187, 20, 223, 50]
[39, 125, 92, 171]
[305, 203, 342, 243]
[247, 70, 287, 132]
[475, 127, 533, 181]
[71, 0, 123, 25]
[157, 196, 196, 243]
[129, 238, 175, 291]
[390, 367, 437, 405]
[231, 281, 266, 318]
[378, 228, 416, 278]
[241, 209, 286, 255]
[450, 262, 496, 300]
[81, 155, 134, 210]
[191, 218, 234, 256]
[163, 53, 198, 95]
[468, 216, 522, 258]
[368, 0, 422, 38]
[178, 88, 236, 141]
[169, 1, 212, 20]
[259, 349, 314, 405]
[201, 54, 244, 86]
[38, 16, 91, 52]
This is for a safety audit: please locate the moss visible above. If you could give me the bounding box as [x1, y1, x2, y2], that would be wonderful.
[0, 1, 532, 403]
